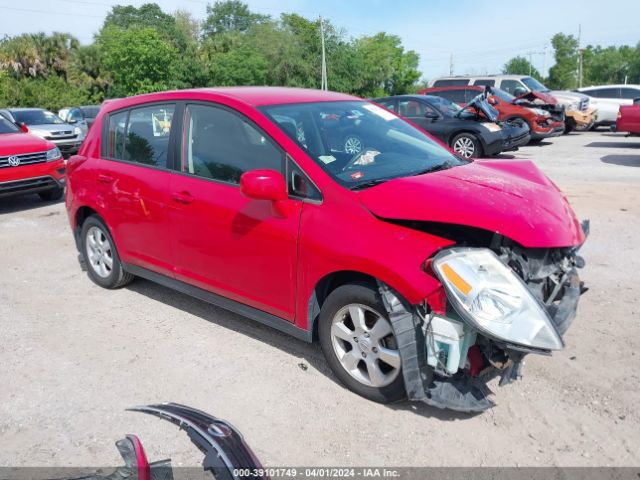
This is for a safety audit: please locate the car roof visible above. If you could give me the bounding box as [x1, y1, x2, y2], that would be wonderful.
[102, 87, 359, 112]
[426, 85, 482, 91]
[579, 84, 640, 89]
[5, 107, 48, 112]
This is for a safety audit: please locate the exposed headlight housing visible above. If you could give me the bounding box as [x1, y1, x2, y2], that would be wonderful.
[46, 147, 62, 161]
[483, 123, 502, 133]
[566, 102, 580, 111]
[431, 248, 563, 351]
[527, 107, 550, 117]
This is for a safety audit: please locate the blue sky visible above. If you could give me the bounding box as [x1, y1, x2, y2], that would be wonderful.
[1, 0, 639, 80]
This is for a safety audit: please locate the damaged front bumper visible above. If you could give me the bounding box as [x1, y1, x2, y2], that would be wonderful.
[378, 223, 588, 413]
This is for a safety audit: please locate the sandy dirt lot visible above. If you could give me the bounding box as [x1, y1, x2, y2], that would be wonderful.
[1, 131, 639, 468]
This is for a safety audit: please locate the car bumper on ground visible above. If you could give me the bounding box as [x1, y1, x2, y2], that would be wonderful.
[0, 158, 66, 199]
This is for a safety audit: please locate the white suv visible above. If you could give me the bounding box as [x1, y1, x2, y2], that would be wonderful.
[577, 85, 640, 128]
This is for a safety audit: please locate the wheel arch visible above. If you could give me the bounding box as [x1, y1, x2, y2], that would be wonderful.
[307, 270, 407, 342]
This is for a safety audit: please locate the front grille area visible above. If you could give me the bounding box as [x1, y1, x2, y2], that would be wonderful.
[580, 98, 589, 111]
[0, 176, 58, 197]
[0, 151, 48, 169]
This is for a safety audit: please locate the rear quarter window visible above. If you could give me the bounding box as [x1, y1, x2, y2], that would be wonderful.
[103, 111, 128, 160]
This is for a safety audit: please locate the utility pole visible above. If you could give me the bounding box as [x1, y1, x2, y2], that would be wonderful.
[449, 53, 454, 76]
[528, 51, 533, 76]
[320, 15, 328, 91]
[577, 24, 583, 88]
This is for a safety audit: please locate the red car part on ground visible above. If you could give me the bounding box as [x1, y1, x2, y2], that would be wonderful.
[617, 103, 640, 135]
[66, 87, 587, 412]
[0, 117, 66, 200]
[420, 85, 565, 141]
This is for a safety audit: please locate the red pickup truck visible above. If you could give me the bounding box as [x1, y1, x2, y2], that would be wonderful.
[617, 102, 640, 135]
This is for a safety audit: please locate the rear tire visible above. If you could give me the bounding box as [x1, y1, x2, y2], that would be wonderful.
[80, 215, 134, 289]
[451, 133, 482, 158]
[319, 283, 405, 403]
[39, 187, 63, 201]
[564, 118, 575, 134]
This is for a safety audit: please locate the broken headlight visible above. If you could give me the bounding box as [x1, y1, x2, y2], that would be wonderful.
[431, 248, 563, 351]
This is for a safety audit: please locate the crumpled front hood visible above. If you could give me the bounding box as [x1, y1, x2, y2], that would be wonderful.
[516, 91, 557, 105]
[358, 160, 585, 248]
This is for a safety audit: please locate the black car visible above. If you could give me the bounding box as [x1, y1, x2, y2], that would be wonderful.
[373, 94, 530, 158]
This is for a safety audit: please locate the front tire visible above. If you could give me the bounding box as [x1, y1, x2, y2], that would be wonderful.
[319, 283, 405, 403]
[80, 215, 134, 289]
[39, 187, 63, 201]
[451, 133, 481, 158]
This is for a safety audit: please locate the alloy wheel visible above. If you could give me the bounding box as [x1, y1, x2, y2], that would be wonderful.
[344, 136, 363, 155]
[330, 303, 401, 388]
[453, 136, 475, 158]
[85, 226, 114, 278]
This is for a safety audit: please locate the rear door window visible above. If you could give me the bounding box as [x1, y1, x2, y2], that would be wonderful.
[124, 105, 175, 168]
[473, 79, 495, 87]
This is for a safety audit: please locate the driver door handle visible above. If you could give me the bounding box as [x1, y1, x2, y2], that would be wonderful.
[172, 191, 194, 205]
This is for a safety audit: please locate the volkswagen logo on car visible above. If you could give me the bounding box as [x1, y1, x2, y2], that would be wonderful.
[7, 156, 21, 167]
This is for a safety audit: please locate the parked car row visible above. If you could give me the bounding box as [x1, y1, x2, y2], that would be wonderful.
[0, 105, 99, 201]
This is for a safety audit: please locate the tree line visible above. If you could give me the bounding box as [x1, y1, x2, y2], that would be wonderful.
[0, 1, 420, 110]
[1, 1, 639, 111]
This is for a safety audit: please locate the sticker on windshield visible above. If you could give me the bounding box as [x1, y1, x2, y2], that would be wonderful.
[362, 104, 397, 121]
[319, 155, 337, 164]
[350, 171, 364, 180]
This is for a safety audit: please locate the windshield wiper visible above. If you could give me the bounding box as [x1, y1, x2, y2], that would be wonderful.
[350, 178, 390, 190]
[412, 162, 456, 176]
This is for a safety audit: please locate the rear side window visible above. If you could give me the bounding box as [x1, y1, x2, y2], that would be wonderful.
[124, 105, 175, 168]
[431, 90, 457, 102]
[432, 79, 469, 87]
[181, 104, 283, 184]
[473, 79, 495, 87]
[591, 88, 619, 98]
[105, 111, 128, 160]
[620, 88, 640, 100]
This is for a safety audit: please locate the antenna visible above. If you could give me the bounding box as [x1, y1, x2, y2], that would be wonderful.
[320, 16, 328, 91]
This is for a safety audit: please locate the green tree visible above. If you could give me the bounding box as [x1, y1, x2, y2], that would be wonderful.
[353, 33, 420, 97]
[202, 0, 268, 37]
[548, 33, 578, 89]
[582, 44, 636, 85]
[503, 56, 541, 79]
[98, 26, 181, 96]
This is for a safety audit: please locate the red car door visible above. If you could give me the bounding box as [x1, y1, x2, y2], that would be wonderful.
[168, 102, 302, 320]
[98, 104, 176, 276]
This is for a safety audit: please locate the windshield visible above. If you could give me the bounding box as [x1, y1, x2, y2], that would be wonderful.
[80, 106, 100, 118]
[491, 88, 515, 103]
[12, 110, 65, 126]
[261, 101, 466, 188]
[522, 76, 550, 93]
[0, 116, 20, 134]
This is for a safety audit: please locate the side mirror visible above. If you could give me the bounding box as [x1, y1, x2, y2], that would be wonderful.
[425, 112, 439, 121]
[514, 87, 527, 97]
[240, 169, 291, 216]
[67, 118, 78, 124]
[19, 122, 29, 133]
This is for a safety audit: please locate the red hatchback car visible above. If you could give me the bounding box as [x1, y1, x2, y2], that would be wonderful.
[0, 116, 65, 201]
[421, 86, 565, 142]
[66, 87, 587, 412]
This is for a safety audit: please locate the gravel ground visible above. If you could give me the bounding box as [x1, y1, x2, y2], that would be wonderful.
[1, 130, 639, 468]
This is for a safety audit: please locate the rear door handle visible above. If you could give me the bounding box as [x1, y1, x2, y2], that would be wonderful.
[172, 191, 194, 205]
[97, 174, 113, 184]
